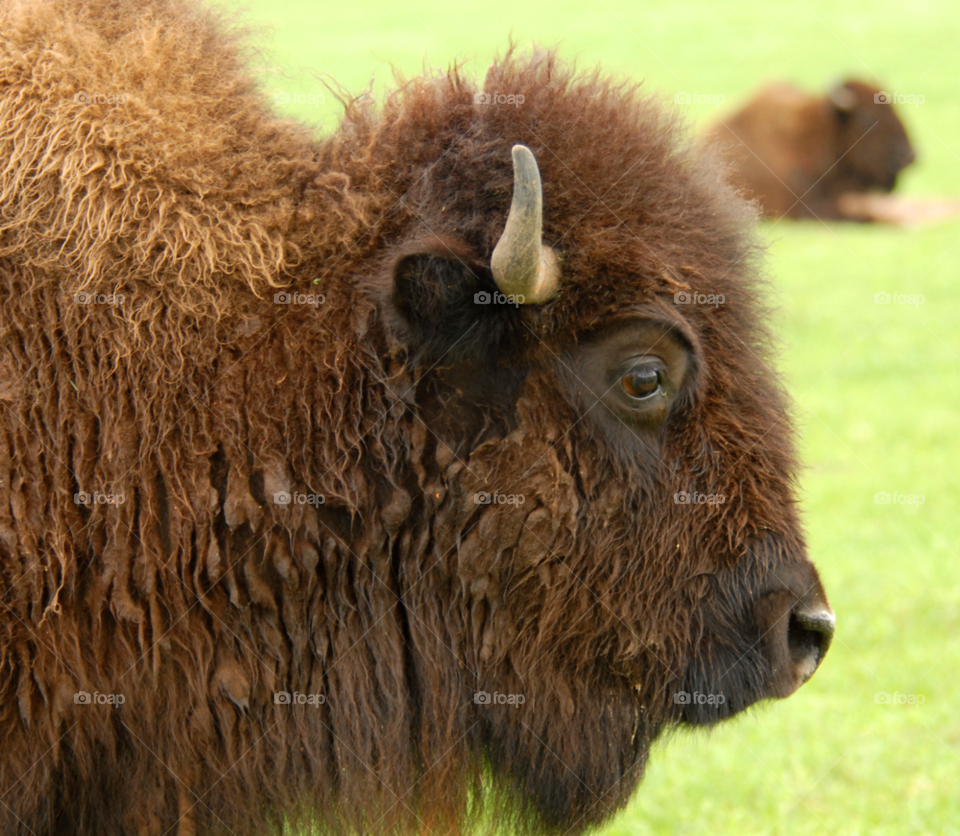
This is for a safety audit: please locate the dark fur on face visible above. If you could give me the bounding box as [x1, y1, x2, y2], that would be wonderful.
[0, 1, 830, 834]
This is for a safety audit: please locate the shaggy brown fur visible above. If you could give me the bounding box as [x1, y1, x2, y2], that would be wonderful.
[0, 1, 831, 834]
[705, 79, 916, 220]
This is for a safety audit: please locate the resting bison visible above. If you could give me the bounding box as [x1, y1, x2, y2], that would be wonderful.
[0, 0, 833, 834]
[706, 79, 916, 220]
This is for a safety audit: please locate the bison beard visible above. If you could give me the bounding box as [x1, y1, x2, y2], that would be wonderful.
[0, 0, 832, 834]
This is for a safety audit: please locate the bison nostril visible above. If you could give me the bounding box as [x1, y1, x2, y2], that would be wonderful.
[788, 608, 835, 683]
[755, 582, 834, 698]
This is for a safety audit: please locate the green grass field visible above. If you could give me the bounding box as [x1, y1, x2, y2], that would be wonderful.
[229, 0, 960, 831]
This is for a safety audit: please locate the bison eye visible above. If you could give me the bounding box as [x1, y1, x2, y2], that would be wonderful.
[621, 366, 662, 401]
[569, 319, 693, 445]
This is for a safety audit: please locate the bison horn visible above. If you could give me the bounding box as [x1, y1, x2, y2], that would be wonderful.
[828, 83, 857, 113]
[491, 145, 560, 305]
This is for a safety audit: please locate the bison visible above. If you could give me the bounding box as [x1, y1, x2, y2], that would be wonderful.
[706, 79, 917, 220]
[0, 0, 833, 834]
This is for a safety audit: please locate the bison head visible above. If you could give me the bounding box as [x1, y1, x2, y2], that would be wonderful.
[829, 79, 916, 192]
[361, 52, 834, 832]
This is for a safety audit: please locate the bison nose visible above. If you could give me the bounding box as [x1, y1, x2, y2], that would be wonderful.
[789, 606, 835, 684]
[755, 579, 834, 698]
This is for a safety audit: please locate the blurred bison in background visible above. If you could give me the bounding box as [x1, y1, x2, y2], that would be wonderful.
[706, 79, 916, 220]
[0, 0, 833, 834]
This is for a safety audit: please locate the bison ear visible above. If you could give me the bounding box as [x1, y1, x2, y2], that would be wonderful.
[389, 238, 492, 353]
[828, 83, 857, 114]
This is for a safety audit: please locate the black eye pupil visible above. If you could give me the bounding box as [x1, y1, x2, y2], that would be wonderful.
[622, 368, 660, 399]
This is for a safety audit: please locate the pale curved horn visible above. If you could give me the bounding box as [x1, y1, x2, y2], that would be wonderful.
[490, 145, 560, 305]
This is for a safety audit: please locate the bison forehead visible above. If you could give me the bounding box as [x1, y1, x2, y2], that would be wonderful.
[370, 57, 759, 316]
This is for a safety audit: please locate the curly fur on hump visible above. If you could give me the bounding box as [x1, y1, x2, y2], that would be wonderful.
[0, 0, 828, 835]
